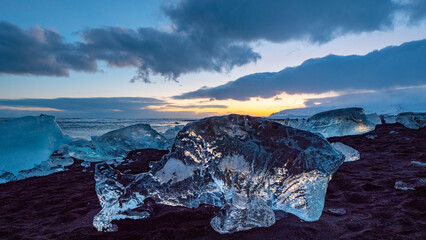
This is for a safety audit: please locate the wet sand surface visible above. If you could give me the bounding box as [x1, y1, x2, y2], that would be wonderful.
[0, 123, 425, 239]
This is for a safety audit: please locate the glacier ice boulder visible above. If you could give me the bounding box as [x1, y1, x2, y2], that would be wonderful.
[0, 115, 64, 175]
[93, 114, 344, 233]
[307, 108, 375, 138]
[395, 112, 426, 129]
[68, 124, 169, 161]
[331, 142, 360, 162]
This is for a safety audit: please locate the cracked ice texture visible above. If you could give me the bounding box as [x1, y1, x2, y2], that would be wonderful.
[93, 115, 344, 233]
[396, 112, 426, 129]
[68, 124, 169, 161]
[307, 108, 375, 138]
[0, 115, 64, 175]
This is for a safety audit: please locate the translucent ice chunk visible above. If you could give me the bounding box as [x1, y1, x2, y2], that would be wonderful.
[307, 108, 375, 138]
[0, 115, 64, 175]
[396, 112, 426, 129]
[366, 113, 382, 125]
[278, 118, 309, 131]
[394, 181, 415, 190]
[411, 161, 426, 167]
[93, 115, 344, 233]
[68, 124, 169, 161]
[0, 144, 74, 183]
[331, 142, 360, 162]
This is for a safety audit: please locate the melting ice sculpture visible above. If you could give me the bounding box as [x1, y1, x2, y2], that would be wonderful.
[307, 108, 375, 138]
[68, 124, 169, 161]
[93, 115, 344, 234]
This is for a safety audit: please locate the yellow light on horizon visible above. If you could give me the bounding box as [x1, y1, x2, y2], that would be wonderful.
[148, 91, 339, 117]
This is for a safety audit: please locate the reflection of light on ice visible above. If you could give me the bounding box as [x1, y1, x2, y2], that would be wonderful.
[92, 115, 344, 234]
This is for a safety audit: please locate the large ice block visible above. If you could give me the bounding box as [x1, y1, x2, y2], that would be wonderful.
[307, 108, 375, 138]
[93, 114, 344, 233]
[0, 115, 64, 175]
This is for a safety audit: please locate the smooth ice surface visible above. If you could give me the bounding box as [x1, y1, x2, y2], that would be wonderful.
[68, 124, 169, 161]
[395, 112, 426, 129]
[307, 108, 375, 138]
[0, 115, 64, 175]
[93, 114, 344, 233]
[331, 142, 360, 162]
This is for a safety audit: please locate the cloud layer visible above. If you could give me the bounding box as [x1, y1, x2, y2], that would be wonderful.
[1, 0, 426, 80]
[0, 22, 96, 76]
[176, 39, 426, 100]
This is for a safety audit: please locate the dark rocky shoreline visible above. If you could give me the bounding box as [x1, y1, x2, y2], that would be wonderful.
[0, 123, 425, 240]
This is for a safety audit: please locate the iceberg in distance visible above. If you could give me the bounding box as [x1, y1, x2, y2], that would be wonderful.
[68, 124, 169, 161]
[0, 115, 64, 175]
[93, 114, 344, 233]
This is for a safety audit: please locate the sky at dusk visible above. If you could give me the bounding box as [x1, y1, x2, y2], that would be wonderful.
[1, 0, 425, 118]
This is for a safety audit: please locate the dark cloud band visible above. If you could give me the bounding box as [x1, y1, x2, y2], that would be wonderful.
[175, 39, 426, 100]
[1, 0, 426, 80]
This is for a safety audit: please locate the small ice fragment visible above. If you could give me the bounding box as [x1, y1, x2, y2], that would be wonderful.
[394, 181, 415, 190]
[81, 161, 91, 168]
[331, 142, 360, 162]
[325, 208, 346, 216]
[411, 161, 426, 167]
[366, 135, 377, 139]
[389, 130, 398, 134]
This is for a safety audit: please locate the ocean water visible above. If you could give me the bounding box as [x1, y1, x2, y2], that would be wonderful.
[56, 118, 194, 140]
[0, 118, 193, 140]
